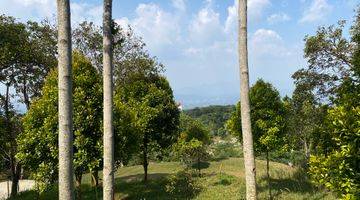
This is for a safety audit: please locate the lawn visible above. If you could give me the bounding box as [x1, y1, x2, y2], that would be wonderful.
[11, 158, 335, 200]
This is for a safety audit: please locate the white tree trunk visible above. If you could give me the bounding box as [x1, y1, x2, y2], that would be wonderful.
[57, 0, 74, 199]
[103, 0, 115, 199]
[238, 0, 257, 199]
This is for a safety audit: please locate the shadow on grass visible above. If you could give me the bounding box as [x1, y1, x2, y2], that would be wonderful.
[115, 172, 202, 200]
[257, 169, 329, 200]
[191, 161, 210, 170]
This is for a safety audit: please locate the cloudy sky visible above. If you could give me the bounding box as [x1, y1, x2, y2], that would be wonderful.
[1, 0, 358, 108]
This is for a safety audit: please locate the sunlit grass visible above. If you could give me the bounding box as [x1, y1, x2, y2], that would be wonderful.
[11, 158, 335, 200]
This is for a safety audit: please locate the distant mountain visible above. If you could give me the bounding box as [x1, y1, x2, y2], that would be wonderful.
[184, 105, 236, 136]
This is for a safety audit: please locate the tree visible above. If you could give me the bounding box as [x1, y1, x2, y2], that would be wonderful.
[174, 114, 210, 175]
[227, 79, 286, 199]
[292, 20, 355, 102]
[238, 0, 257, 199]
[304, 7, 360, 199]
[17, 53, 103, 195]
[0, 15, 57, 197]
[102, 0, 114, 199]
[57, 0, 74, 198]
[115, 73, 180, 181]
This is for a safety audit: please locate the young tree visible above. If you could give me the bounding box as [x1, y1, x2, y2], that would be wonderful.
[238, 0, 257, 199]
[102, 0, 114, 199]
[115, 74, 180, 181]
[57, 0, 74, 198]
[174, 114, 210, 175]
[227, 79, 286, 199]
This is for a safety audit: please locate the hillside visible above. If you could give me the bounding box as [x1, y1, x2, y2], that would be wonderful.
[184, 105, 235, 136]
[13, 158, 335, 200]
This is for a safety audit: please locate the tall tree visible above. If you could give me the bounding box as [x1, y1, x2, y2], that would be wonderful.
[17, 53, 102, 195]
[238, 0, 257, 199]
[103, 0, 115, 199]
[57, 0, 74, 199]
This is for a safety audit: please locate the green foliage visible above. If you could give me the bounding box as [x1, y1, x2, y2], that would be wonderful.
[184, 105, 235, 137]
[173, 115, 210, 170]
[226, 79, 287, 154]
[16, 53, 102, 191]
[210, 139, 242, 160]
[115, 73, 180, 152]
[165, 170, 201, 198]
[0, 15, 57, 107]
[309, 106, 360, 199]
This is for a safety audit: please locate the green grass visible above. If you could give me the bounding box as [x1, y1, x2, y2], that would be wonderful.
[11, 158, 335, 200]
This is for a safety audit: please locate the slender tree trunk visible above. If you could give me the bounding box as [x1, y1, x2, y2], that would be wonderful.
[266, 150, 271, 200]
[5, 84, 21, 197]
[91, 170, 99, 187]
[75, 173, 82, 200]
[57, 0, 74, 199]
[22, 76, 30, 110]
[143, 135, 148, 182]
[103, 0, 114, 199]
[238, 0, 257, 199]
[197, 152, 201, 176]
[304, 140, 310, 160]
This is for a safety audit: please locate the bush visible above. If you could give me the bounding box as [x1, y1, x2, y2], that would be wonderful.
[165, 170, 201, 199]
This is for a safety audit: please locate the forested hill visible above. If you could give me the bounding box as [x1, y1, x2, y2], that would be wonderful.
[184, 105, 235, 136]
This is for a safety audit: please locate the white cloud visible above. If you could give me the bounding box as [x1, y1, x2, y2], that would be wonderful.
[0, 0, 56, 21]
[250, 29, 291, 57]
[71, 3, 102, 25]
[116, 3, 180, 53]
[224, 0, 270, 33]
[267, 13, 291, 24]
[0, 0, 103, 26]
[248, 0, 271, 19]
[188, 3, 223, 46]
[300, 0, 333, 23]
[172, 0, 186, 11]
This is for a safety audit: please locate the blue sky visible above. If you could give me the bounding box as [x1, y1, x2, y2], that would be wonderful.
[0, 0, 358, 108]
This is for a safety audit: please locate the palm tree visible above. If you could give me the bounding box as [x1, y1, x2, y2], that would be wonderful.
[57, 0, 74, 199]
[238, 0, 257, 199]
[103, 0, 115, 199]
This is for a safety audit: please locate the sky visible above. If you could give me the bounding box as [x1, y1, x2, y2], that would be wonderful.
[0, 0, 358, 108]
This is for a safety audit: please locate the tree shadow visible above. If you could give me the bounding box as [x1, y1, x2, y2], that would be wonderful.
[190, 161, 210, 170]
[114, 172, 202, 200]
[257, 169, 329, 200]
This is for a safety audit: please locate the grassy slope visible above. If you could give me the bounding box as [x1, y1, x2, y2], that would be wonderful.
[12, 158, 335, 200]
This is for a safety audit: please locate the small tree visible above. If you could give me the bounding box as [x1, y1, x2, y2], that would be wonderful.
[115, 73, 180, 181]
[227, 79, 286, 199]
[174, 114, 210, 175]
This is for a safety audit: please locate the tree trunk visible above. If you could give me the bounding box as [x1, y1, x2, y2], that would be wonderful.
[22, 76, 30, 110]
[103, 0, 114, 199]
[238, 1, 257, 199]
[57, 0, 74, 199]
[197, 153, 201, 176]
[5, 84, 21, 198]
[75, 173, 82, 200]
[91, 170, 99, 187]
[143, 135, 148, 182]
[266, 150, 271, 200]
[304, 140, 310, 160]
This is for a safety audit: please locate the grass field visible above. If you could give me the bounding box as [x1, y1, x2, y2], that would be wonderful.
[11, 158, 335, 200]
